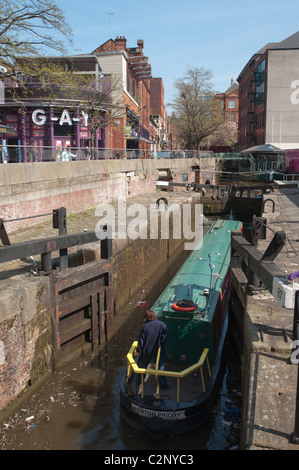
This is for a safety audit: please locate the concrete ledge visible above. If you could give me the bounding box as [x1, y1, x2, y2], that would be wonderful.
[242, 293, 298, 449]
[0, 157, 213, 186]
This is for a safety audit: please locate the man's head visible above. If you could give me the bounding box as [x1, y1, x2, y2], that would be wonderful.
[145, 310, 157, 321]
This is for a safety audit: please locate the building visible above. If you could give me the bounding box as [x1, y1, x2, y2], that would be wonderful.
[149, 78, 168, 150]
[237, 31, 299, 151]
[208, 80, 239, 153]
[0, 54, 109, 161]
[217, 79, 239, 127]
[93, 36, 167, 154]
[0, 36, 167, 161]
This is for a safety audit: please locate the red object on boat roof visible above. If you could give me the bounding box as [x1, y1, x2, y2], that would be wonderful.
[137, 301, 150, 307]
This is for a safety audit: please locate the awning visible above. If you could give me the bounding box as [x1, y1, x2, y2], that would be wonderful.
[126, 107, 139, 122]
[0, 124, 16, 134]
[240, 144, 286, 155]
[126, 136, 151, 144]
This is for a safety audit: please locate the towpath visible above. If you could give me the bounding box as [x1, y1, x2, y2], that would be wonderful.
[242, 185, 299, 450]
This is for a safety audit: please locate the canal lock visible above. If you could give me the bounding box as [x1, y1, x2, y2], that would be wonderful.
[0, 200, 245, 450]
[0, 221, 242, 450]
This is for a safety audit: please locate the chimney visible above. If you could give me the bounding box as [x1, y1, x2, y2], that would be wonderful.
[115, 36, 127, 51]
[137, 39, 144, 55]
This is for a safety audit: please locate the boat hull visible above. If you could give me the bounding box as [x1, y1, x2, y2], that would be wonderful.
[120, 316, 229, 437]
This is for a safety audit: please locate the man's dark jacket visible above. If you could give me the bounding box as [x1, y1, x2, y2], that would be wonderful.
[136, 319, 169, 357]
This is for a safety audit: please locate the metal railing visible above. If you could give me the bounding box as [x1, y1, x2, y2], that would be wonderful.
[282, 173, 299, 181]
[0, 145, 213, 163]
[125, 341, 210, 403]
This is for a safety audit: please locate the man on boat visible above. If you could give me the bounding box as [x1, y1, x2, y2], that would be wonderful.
[128, 310, 169, 394]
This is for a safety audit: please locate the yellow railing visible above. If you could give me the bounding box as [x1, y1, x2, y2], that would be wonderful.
[126, 341, 211, 404]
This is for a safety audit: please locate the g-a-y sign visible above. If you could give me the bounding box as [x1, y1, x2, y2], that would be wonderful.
[32, 109, 88, 126]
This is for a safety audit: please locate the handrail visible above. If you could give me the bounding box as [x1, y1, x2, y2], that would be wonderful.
[126, 341, 211, 403]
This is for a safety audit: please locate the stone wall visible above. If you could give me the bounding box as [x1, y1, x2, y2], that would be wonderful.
[0, 277, 52, 412]
[0, 157, 215, 232]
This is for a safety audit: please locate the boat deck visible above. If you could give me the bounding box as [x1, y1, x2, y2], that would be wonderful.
[127, 361, 211, 404]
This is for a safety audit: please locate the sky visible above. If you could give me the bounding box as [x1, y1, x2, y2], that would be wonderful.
[56, 0, 299, 107]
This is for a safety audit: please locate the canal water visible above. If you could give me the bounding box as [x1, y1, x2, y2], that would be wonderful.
[0, 298, 242, 451]
[0, 218, 244, 451]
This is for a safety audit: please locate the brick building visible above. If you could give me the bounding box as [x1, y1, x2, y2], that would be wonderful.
[216, 79, 239, 127]
[149, 78, 168, 150]
[207, 80, 239, 152]
[93, 36, 167, 154]
[237, 31, 299, 151]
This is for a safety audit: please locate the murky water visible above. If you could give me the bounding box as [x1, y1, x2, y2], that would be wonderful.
[0, 306, 241, 451]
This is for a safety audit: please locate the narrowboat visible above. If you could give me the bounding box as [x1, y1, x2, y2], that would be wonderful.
[120, 219, 243, 437]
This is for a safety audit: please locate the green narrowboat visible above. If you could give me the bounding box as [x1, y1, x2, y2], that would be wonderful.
[120, 219, 243, 437]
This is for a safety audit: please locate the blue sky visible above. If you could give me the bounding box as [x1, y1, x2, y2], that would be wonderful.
[56, 0, 299, 107]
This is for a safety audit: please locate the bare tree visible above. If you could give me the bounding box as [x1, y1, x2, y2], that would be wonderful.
[61, 65, 125, 149]
[169, 66, 224, 150]
[0, 0, 73, 68]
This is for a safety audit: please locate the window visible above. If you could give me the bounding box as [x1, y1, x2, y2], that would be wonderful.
[228, 100, 236, 109]
[228, 112, 236, 123]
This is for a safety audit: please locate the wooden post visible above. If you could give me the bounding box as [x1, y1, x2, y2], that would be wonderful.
[53, 207, 68, 271]
[91, 293, 99, 350]
[0, 219, 11, 246]
[231, 230, 242, 269]
[98, 291, 106, 345]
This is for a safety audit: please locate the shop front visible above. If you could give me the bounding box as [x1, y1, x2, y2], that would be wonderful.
[0, 105, 107, 162]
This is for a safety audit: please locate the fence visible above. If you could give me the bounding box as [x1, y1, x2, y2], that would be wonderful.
[0, 145, 213, 163]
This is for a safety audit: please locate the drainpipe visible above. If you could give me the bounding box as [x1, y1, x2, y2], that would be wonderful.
[20, 107, 27, 162]
[49, 107, 55, 161]
[75, 108, 80, 151]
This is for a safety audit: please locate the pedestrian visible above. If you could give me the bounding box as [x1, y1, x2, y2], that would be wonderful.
[127, 309, 169, 394]
[62, 145, 75, 161]
[287, 271, 299, 283]
[84, 146, 91, 160]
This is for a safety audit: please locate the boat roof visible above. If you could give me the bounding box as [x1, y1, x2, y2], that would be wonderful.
[152, 219, 242, 319]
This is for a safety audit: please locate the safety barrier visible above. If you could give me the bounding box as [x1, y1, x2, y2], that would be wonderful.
[126, 341, 210, 403]
[0, 145, 213, 163]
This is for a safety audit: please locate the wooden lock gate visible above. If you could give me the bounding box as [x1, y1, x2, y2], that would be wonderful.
[0, 208, 114, 365]
[52, 258, 113, 365]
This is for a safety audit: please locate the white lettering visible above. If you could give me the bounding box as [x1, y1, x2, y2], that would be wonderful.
[95, 198, 204, 251]
[183, 203, 203, 250]
[59, 109, 72, 126]
[104, 455, 139, 467]
[290, 80, 299, 105]
[148, 455, 193, 465]
[131, 402, 186, 420]
[81, 110, 89, 126]
[291, 340, 299, 364]
[32, 109, 89, 126]
[127, 203, 147, 240]
[32, 109, 46, 126]
[95, 204, 115, 240]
